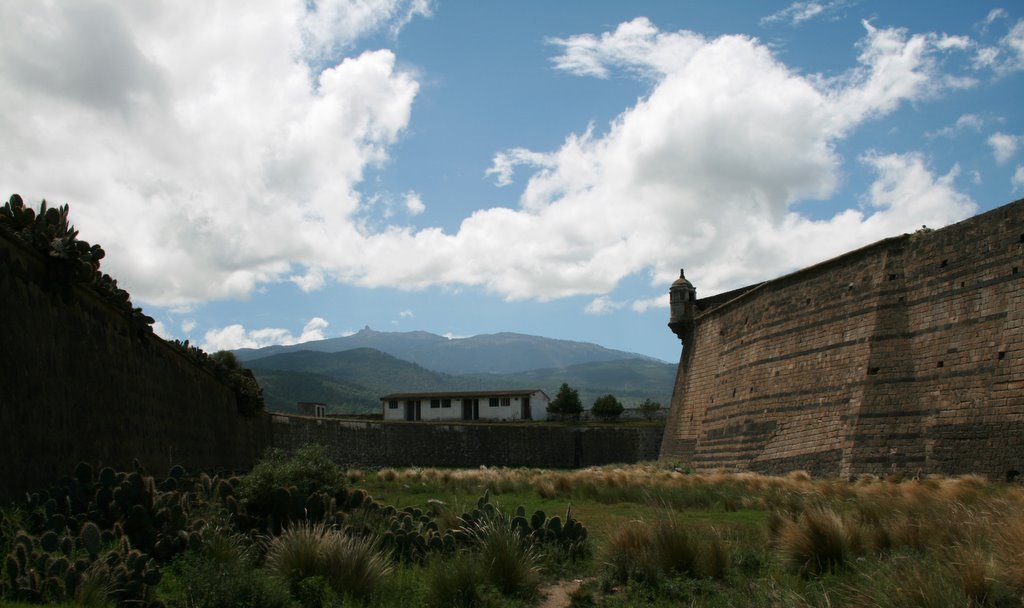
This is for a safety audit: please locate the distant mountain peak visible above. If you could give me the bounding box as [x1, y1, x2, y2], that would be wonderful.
[236, 328, 663, 374]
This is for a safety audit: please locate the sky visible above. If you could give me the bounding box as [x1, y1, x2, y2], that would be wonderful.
[2, 1, 1023, 364]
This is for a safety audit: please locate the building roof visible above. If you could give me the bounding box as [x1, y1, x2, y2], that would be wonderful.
[380, 389, 549, 400]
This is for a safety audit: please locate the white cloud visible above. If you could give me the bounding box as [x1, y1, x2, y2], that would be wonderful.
[1002, 20, 1024, 71]
[980, 8, 1008, 30]
[973, 18, 1024, 73]
[760, 1, 851, 27]
[584, 295, 625, 315]
[548, 17, 706, 79]
[926, 113, 983, 138]
[631, 295, 668, 313]
[485, 147, 554, 186]
[1013, 165, 1024, 191]
[181, 319, 197, 333]
[0, 10, 985, 311]
[300, 0, 431, 61]
[298, 317, 330, 342]
[151, 320, 170, 339]
[935, 34, 971, 51]
[399, 310, 414, 318]
[290, 266, 327, 292]
[404, 191, 426, 215]
[0, 1, 422, 307]
[467, 19, 974, 297]
[988, 132, 1021, 164]
[973, 46, 1002, 69]
[200, 316, 330, 351]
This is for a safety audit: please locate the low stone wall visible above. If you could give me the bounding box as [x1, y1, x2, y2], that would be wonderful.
[270, 415, 664, 469]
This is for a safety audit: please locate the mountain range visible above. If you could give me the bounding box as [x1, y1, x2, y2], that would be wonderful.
[236, 327, 665, 374]
[236, 328, 677, 415]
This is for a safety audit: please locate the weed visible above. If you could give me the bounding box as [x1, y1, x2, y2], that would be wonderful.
[74, 561, 116, 608]
[319, 532, 392, 599]
[264, 522, 327, 584]
[775, 507, 850, 576]
[426, 552, 487, 607]
[473, 517, 540, 597]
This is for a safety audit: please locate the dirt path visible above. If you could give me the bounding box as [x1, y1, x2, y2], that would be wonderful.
[537, 578, 590, 608]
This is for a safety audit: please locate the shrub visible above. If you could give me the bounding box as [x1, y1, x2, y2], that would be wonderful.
[264, 522, 391, 600]
[158, 548, 296, 608]
[603, 520, 658, 586]
[650, 518, 700, 578]
[319, 532, 392, 599]
[240, 445, 343, 506]
[427, 552, 487, 608]
[264, 522, 328, 584]
[591, 394, 624, 421]
[473, 519, 540, 597]
[200, 524, 253, 565]
[775, 507, 850, 576]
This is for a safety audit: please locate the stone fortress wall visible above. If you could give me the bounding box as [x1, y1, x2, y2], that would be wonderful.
[0, 223, 659, 502]
[661, 198, 1024, 479]
[0, 230, 272, 502]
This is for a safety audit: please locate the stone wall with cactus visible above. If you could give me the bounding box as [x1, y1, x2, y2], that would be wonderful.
[0, 195, 271, 502]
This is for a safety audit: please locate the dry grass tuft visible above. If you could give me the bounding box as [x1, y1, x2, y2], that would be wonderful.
[775, 507, 850, 576]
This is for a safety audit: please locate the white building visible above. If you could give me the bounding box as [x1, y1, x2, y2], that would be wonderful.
[380, 390, 549, 422]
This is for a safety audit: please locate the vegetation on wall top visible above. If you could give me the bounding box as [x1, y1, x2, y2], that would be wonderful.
[1, 194, 264, 415]
[169, 341, 265, 416]
[0, 194, 153, 328]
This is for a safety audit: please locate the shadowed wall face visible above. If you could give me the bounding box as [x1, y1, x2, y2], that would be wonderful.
[0, 225, 661, 500]
[662, 199, 1024, 479]
[0, 233, 271, 501]
[270, 415, 663, 469]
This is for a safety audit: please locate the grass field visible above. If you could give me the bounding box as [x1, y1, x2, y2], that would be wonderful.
[274, 461, 1024, 607]
[3, 453, 1024, 607]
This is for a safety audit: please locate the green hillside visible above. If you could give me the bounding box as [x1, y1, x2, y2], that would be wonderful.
[465, 358, 675, 408]
[237, 327, 665, 374]
[247, 347, 674, 415]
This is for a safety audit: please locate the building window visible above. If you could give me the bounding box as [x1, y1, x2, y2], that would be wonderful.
[388, 400, 398, 409]
[441, 399, 452, 408]
[430, 399, 441, 409]
[489, 397, 499, 407]
[500, 397, 511, 406]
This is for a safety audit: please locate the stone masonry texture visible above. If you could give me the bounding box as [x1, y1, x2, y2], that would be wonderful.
[0, 231, 272, 502]
[661, 198, 1024, 479]
[1, 227, 661, 500]
[268, 415, 663, 469]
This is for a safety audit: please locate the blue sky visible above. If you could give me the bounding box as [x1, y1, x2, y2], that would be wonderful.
[2, 1, 1023, 363]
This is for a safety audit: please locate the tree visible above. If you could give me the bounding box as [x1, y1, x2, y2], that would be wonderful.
[211, 349, 241, 370]
[592, 394, 624, 421]
[638, 398, 662, 420]
[547, 383, 583, 418]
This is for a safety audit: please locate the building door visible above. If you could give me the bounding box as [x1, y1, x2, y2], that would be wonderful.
[462, 398, 479, 420]
[405, 400, 421, 421]
[521, 397, 531, 420]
